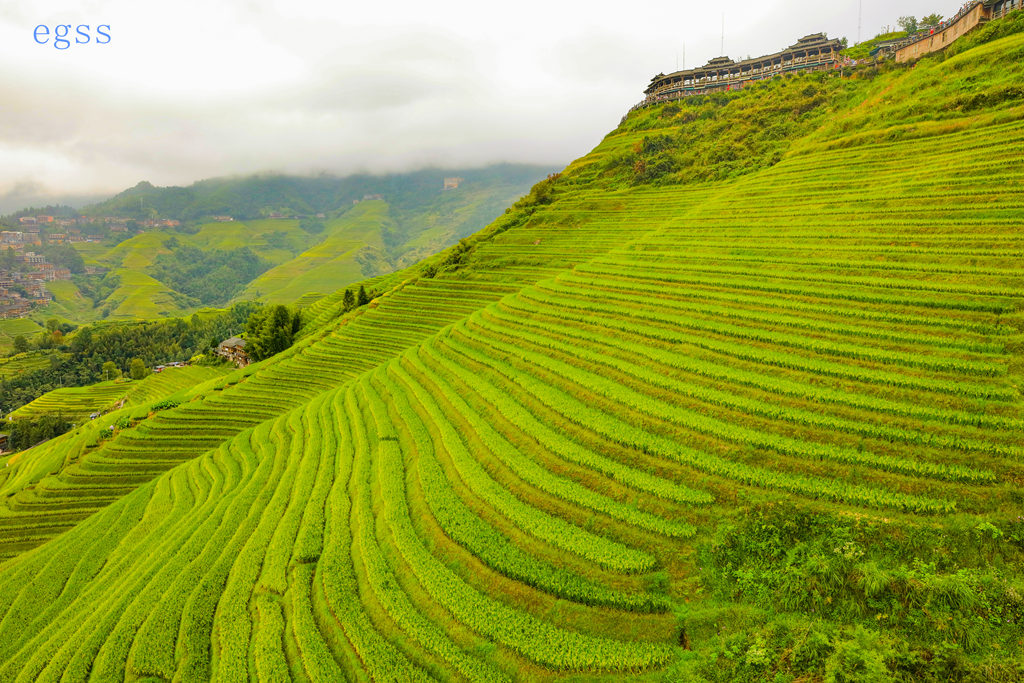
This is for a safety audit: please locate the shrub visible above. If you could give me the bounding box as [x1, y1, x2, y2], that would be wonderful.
[824, 627, 890, 683]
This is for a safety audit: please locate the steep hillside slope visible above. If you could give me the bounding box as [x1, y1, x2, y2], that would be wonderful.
[1, 27, 1023, 681]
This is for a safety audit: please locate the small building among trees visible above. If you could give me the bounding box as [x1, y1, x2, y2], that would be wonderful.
[217, 337, 250, 367]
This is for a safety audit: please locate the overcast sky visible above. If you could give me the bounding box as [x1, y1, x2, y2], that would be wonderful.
[0, 0, 956, 210]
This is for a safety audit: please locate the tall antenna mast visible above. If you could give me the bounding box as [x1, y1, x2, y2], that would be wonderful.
[858, 0, 863, 43]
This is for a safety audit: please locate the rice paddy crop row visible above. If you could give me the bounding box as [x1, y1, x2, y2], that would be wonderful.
[519, 287, 1005, 377]
[391, 356, 657, 573]
[415, 340, 713, 505]
[555, 271, 1012, 337]
[438, 328, 957, 514]
[540, 277, 1005, 354]
[497, 292, 1014, 402]
[577, 259, 1014, 314]
[475, 306, 1019, 460]
[361, 379, 676, 671]
[380, 364, 672, 612]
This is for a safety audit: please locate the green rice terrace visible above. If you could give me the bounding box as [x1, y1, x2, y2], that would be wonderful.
[9, 366, 229, 422]
[1, 19, 1023, 682]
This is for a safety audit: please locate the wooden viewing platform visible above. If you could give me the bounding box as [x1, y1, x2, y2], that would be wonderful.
[640, 34, 843, 106]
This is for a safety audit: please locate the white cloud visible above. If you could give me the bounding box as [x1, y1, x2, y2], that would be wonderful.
[0, 0, 963, 206]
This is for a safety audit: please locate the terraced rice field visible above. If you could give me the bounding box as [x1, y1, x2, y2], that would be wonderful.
[10, 366, 229, 422]
[0, 31, 1022, 680]
[0, 351, 52, 381]
[11, 382, 133, 421]
[0, 319, 43, 354]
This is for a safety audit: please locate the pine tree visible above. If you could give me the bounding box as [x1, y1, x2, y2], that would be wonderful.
[357, 285, 370, 307]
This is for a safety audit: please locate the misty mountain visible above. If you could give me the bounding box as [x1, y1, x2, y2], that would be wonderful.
[80, 165, 554, 222]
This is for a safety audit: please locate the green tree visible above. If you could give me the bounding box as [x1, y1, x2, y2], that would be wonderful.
[244, 304, 298, 361]
[357, 285, 370, 307]
[265, 305, 293, 356]
[129, 358, 148, 380]
[102, 361, 121, 380]
[13, 335, 29, 354]
[9, 414, 72, 451]
[897, 16, 919, 33]
[342, 289, 356, 312]
[69, 327, 93, 354]
[921, 13, 943, 27]
[45, 318, 59, 333]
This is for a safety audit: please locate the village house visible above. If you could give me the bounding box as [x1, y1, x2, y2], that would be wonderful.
[0, 301, 31, 319]
[217, 337, 250, 367]
[1, 250, 73, 317]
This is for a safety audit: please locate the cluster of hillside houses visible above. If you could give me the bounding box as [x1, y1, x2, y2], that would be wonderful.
[0, 252, 73, 319]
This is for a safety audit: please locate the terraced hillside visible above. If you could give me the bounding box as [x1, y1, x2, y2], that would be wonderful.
[0, 318, 43, 355]
[0, 351, 52, 381]
[1, 25, 1023, 681]
[10, 366, 230, 421]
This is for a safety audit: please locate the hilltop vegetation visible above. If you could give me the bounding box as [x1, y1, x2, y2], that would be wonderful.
[587, 73, 873, 186]
[0, 20, 1023, 682]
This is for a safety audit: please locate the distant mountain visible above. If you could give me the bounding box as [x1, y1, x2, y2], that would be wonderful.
[32, 164, 553, 323]
[81, 165, 553, 222]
